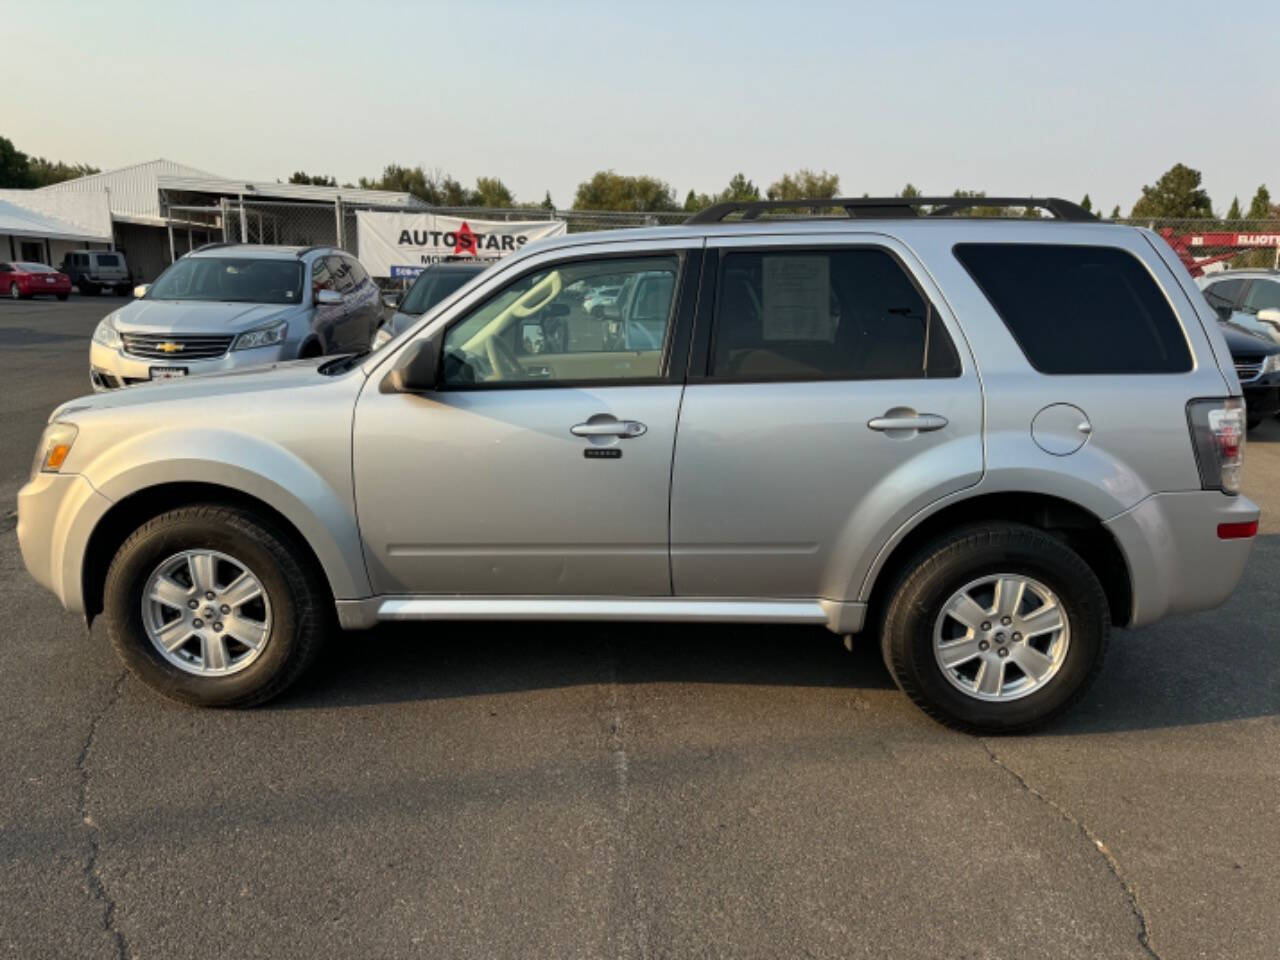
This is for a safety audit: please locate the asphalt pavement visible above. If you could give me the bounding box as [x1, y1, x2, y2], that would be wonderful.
[1, 296, 1277, 959]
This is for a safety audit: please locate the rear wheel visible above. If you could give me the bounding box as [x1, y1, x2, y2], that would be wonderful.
[104, 504, 330, 707]
[880, 523, 1108, 733]
[80, 281, 98, 295]
[8, 283, 20, 300]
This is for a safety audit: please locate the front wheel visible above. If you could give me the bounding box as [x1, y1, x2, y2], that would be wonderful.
[104, 504, 330, 707]
[9, 283, 20, 300]
[880, 523, 1108, 733]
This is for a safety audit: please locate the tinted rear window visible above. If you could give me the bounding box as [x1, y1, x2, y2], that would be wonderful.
[94, 253, 122, 267]
[954, 243, 1191, 374]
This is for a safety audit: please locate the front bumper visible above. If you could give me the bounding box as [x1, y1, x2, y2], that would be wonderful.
[17, 472, 114, 614]
[89, 339, 293, 391]
[1242, 373, 1280, 420]
[1105, 490, 1261, 629]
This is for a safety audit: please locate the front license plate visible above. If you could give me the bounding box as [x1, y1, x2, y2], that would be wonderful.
[149, 366, 188, 380]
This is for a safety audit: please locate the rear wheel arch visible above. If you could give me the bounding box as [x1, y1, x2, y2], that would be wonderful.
[863, 491, 1133, 631]
[82, 482, 334, 625]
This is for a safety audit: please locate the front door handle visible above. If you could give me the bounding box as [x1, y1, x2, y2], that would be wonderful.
[571, 419, 647, 438]
[867, 413, 949, 432]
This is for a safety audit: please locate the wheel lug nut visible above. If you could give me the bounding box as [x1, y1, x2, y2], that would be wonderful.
[213, 622, 223, 632]
[220, 604, 230, 615]
[1012, 632, 1022, 641]
[978, 640, 990, 651]
[981, 622, 991, 631]
[998, 647, 1008, 658]
[1001, 616, 1011, 626]
[192, 618, 204, 628]
[205, 591, 215, 600]
[187, 599, 198, 609]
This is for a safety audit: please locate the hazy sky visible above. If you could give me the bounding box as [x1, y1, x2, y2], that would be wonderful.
[6, 0, 1277, 213]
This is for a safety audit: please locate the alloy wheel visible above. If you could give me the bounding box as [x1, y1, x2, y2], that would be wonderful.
[141, 549, 273, 676]
[932, 573, 1070, 701]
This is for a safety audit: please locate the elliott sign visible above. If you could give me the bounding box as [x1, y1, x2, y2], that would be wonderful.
[356, 211, 566, 278]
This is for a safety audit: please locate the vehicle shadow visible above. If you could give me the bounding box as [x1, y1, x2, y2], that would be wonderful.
[1247, 418, 1280, 443]
[280, 534, 1280, 735]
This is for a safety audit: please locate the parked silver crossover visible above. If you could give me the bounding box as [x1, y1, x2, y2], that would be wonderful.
[20, 197, 1261, 731]
[89, 244, 381, 390]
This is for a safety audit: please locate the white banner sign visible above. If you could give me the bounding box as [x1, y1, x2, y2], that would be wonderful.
[356, 211, 567, 278]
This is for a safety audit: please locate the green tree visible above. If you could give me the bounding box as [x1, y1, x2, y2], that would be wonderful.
[472, 176, 515, 207]
[949, 189, 1008, 218]
[0, 136, 32, 187]
[539, 190, 555, 211]
[572, 171, 679, 212]
[719, 172, 761, 202]
[1110, 205, 1121, 219]
[359, 164, 440, 203]
[1226, 196, 1242, 220]
[27, 157, 98, 186]
[1079, 194, 1092, 213]
[898, 183, 922, 198]
[1246, 185, 1272, 220]
[1129, 163, 1213, 218]
[288, 171, 337, 186]
[766, 168, 839, 201]
[683, 189, 712, 212]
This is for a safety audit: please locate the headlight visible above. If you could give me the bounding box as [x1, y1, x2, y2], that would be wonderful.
[92, 315, 121, 348]
[232, 320, 288, 351]
[371, 325, 393, 351]
[1263, 354, 1280, 375]
[31, 422, 78, 479]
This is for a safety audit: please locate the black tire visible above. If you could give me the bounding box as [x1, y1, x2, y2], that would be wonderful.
[880, 522, 1108, 734]
[298, 339, 324, 359]
[80, 281, 98, 295]
[9, 282, 21, 300]
[103, 504, 330, 707]
[1247, 415, 1262, 431]
[56, 292, 69, 301]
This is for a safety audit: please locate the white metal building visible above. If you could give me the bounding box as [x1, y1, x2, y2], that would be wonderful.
[3, 159, 421, 282]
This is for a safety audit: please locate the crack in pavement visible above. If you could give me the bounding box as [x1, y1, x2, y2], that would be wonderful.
[980, 739, 1162, 960]
[75, 669, 130, 960]
[604, 639, 648, 960]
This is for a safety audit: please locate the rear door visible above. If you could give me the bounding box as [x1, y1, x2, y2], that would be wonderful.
[670, 235, 983, 602]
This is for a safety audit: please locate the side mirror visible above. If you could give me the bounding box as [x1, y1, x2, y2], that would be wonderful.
[601, 305, 621, 323]
[1213, 304, 1233, 322]
[1257, 308, 1280, 328]
[315, 288, 342, 306]
[382, 292, 401, 310]
[133, 284, 151, 298]
[380, 333, 441, 394]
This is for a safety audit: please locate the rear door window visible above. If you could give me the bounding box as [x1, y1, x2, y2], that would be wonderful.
[709, 248, 960, 380]
[954, 243, 1192, 374]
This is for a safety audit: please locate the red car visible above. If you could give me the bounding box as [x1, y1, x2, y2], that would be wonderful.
[0, 261, 72, 300]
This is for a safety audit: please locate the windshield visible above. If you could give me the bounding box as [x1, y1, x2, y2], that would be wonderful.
[148, 257, 304, 304]
[15, 262, 55, 273]
[399, 269, 481, 315]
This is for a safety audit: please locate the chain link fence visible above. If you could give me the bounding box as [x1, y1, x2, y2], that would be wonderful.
[163, 200, 1280, 280]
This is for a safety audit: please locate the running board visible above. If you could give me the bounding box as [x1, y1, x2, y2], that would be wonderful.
[335, 596, 866, 634]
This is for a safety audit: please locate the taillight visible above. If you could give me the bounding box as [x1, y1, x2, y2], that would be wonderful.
[1187, 398, 1246, 494]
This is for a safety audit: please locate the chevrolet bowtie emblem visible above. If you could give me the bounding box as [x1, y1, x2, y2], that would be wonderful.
[157, 341, 184, 353]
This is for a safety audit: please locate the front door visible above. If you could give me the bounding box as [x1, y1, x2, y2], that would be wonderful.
[670, 236, 984, 601]
[354, 243, 700, 596]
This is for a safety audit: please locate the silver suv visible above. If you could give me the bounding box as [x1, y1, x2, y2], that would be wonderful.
[89, 244, 381, 390]
[18, 197, 1260, 732]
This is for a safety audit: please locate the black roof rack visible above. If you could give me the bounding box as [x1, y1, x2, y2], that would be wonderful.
[295, 244, 336, 259]
[684, 196, 1096, 225]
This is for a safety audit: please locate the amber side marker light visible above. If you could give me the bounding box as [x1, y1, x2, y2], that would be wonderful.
[44, 443, 72, 471]
[1217, 521, 1259, 540]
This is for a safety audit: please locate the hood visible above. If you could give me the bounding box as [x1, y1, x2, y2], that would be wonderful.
[1218, 315, 1280, 355]
[51, 357, 354, 422]
[110, 299, 303, 334]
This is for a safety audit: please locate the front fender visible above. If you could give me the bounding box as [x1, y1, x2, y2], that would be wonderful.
[82, 429, 370, 600]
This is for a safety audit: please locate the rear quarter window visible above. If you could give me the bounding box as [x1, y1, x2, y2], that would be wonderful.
[954, 243, 1192, 374]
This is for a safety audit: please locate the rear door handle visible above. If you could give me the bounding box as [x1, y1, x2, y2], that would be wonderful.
[571, 419, 647, 438]
[867, 413, 949, 432]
